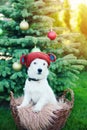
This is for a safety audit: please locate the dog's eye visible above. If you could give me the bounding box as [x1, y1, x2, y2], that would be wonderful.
[34, 62, 36, 64]
[43, 63, 45, 65]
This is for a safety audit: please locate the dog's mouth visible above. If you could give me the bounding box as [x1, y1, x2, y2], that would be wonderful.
[37, 72, 42, 75]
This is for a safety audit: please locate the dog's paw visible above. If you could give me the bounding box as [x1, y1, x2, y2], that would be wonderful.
[33, 106, 41, 113]
[17, 105, 21, 109]
[57, 105, 62, 110]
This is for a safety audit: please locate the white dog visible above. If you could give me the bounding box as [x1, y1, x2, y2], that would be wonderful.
[18, 58, 61, 112]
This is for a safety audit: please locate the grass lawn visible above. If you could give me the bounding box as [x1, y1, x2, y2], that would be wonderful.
[0, 71, 87, 130]
[63, 71, 87, 130]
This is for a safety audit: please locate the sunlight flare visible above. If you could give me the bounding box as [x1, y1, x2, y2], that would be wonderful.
[69, 0, 87, 9]
[61, 0, 87, 9]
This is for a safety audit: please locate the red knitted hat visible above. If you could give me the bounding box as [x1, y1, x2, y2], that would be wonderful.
[20, 52, 56, 67]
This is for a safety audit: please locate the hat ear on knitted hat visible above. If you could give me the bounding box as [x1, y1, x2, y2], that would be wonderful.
[48, 53, 56, 62]
[20, 54, 27, 65]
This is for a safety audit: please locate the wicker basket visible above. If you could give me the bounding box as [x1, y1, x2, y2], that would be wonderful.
[10, 89, 74, 130]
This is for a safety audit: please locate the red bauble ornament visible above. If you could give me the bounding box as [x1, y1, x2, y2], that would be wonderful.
[47, 30, 57, 40]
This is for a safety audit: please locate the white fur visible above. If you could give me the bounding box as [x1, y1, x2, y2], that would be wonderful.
[18, 58, 61, 112]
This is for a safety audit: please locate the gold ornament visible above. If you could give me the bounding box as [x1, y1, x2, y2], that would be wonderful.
[31, 46, 41, 52]
[12, 62, 22, 71]
[20, 19, 29, 30]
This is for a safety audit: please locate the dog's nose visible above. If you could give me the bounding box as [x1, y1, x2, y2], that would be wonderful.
[38, 68, 42, 73]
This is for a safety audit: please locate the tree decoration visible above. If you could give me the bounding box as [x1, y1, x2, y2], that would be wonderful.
[19, 19, 29, 30]
[47, 30, 57, 40]
[12, 62, 22, 71]
[31, 46, 41, 52]
[0, 28, 3, 35]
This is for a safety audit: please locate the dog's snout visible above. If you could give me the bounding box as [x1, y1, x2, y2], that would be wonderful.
[38, 68, 42, 73]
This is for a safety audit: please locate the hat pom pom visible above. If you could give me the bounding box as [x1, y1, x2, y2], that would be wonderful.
[48, 53, 56, 62]
[20, 55, 26, 65]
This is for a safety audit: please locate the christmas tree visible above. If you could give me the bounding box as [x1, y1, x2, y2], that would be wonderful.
[0, 0, 87, 102]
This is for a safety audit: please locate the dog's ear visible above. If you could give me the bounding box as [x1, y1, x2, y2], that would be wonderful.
[20, 54, 27, 65]
[48, 53, 56, 62]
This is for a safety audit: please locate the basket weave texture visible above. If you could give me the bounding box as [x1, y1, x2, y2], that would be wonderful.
[10, 89, 74, 130]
